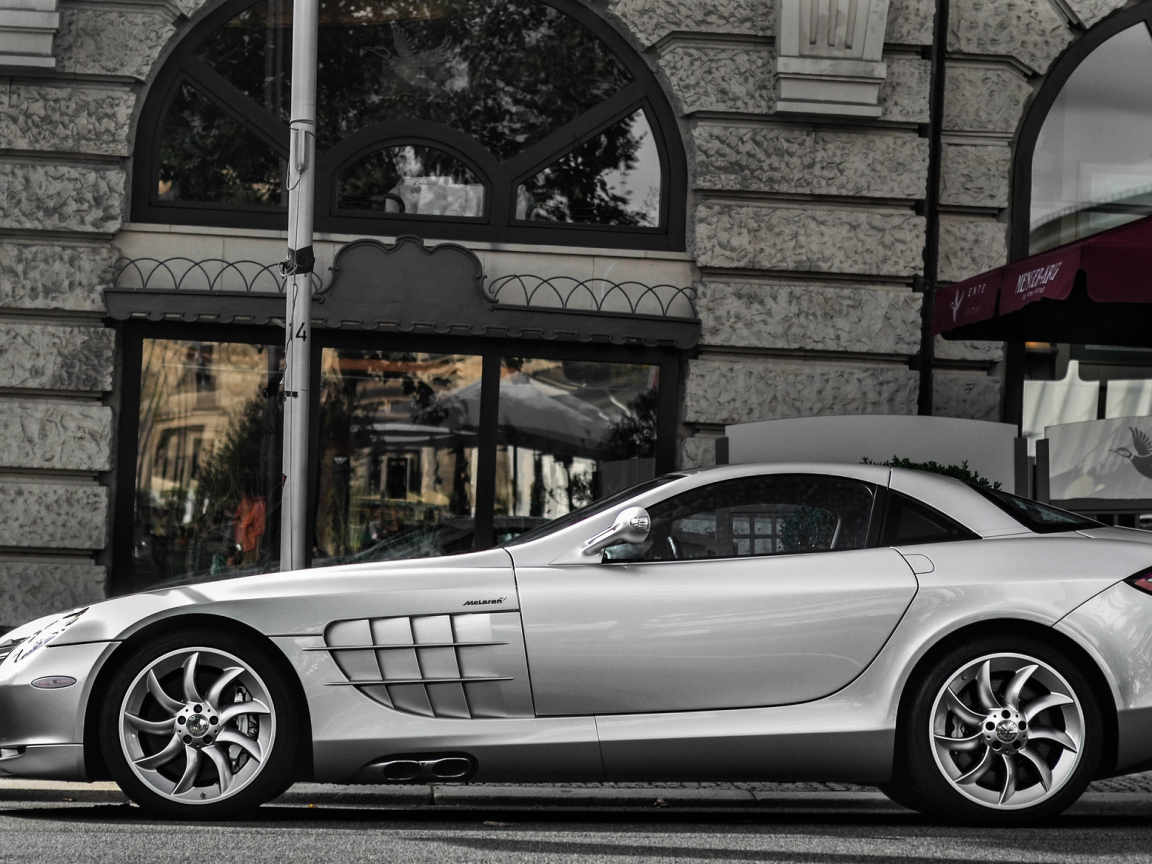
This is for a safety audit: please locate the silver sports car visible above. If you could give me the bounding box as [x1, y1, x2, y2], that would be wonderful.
[3, 462, 1152, 824]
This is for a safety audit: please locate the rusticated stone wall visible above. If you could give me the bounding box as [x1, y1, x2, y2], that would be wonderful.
[0, 562, 107, 627]
[684, 360, 921, 426]
[0, 0, 185, 627]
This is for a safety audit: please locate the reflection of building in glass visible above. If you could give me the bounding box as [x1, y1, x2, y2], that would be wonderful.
[134, 340, 283, 590]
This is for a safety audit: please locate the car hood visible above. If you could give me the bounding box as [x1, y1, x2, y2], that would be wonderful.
[53, 548, 516, 645]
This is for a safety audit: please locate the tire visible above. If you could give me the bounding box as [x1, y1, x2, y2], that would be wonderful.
[99, 628, 302, 819]
[898, 635, 1103, 826]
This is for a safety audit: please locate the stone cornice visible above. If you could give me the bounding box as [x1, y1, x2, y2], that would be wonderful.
[0, 0, 59, 69]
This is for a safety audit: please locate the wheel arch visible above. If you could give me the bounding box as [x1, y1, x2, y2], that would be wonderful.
[82, 613, 314, 782]
[893, 618, 1120, 779]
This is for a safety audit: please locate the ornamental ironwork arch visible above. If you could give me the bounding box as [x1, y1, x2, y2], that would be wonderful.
[132, 0, 687, 252]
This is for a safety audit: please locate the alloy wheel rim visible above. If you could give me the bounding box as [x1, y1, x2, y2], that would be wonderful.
[930, 652, 1084, 810]
[119, 647, 276, 805]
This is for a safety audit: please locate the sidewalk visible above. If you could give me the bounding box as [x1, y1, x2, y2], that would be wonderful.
[2, 774, 1150, 810]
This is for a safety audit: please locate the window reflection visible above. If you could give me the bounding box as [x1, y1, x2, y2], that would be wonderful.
[134, 340, 283, 591]
[159, 82, 286, 206]
[493, 358, 658, 521]
[314, 350, 484, 566]
[337, 145, 484, 216]
[196, 0, 632, 156]
[516, 111, 661, 227]
[1030, 23, 1152, 253]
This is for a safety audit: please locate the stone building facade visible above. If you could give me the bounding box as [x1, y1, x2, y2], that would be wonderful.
[0, 0, 1135, 627]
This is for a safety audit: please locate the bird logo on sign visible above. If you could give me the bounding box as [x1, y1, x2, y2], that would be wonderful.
[951, 291, 964, 323]
[370, 25, 455, 92]
[1111, 427, 1152, 480]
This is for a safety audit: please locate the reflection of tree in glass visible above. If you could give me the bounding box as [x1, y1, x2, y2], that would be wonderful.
[601, 387, 657, 461]
[779, 506, 837, 553]
[192, 392, 282, 565]
[159, 83, 285, 205]
[519, 115, 647, 226]
[174, 0, 642, 209]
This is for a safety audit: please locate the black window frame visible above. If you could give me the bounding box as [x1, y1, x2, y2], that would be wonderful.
[111, 319, 683, 596]
[131, 0, 687, 252]
[1006, 5, 1152, 427]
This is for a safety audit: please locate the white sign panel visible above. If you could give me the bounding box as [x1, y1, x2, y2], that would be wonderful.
[726, 415, 1018, 490]
[1048, 416, 1152, 501]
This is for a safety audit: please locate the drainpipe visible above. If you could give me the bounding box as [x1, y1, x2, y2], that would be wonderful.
[281, 0, 319, 572]
[915, 0, 950, 415]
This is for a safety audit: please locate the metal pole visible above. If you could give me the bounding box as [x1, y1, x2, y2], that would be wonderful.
[280, 0, 318, 572]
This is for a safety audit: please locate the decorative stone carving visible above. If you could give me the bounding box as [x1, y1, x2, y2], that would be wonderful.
[684, 358, 920, 425]
[608, 0, 772, 48]
[940, 143, 1011, 209]
[0, 162, 124, 234]
[0, 86, 135, 156]
[0, 401, 112, 471]
[54, 7, 175, 80]
[693, 126, 928, 199]
[694, 203, 925, 276]
[886, 0, 934, 45]
[681, 436, 717, 470]
[697, 282, 923, 354]
[0, 0, 58, 68]
[948, 0, 1071, 75]
[938, 218, 1007, 283]
[944, 64, 1031, 135]
[0, 323, 115, 392]
[1065, 0, 1126, 29]
[775, 0, 891, 117]
[933, 372, 1002, 422]
[934, 335, 1004, 363]
[658, 44, 774, 115]
[0, 243, 115, 312]
[0, 482, 108, 549]
[0, 562, 106, 628]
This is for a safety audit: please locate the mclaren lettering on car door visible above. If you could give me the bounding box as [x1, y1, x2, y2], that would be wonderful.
[515, 474, 919, 716]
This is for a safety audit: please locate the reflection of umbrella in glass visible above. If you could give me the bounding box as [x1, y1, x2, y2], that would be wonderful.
[443, 373, 611, 458]
[363, 421, 476, 449]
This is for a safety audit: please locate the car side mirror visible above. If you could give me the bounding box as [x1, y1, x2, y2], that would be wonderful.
[581, 506, 651, 556]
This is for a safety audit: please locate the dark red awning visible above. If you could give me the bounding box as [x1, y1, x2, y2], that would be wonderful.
[934, 214, 1152, 341]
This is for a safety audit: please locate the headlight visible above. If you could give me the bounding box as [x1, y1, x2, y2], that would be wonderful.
[11, 609, 88, 665]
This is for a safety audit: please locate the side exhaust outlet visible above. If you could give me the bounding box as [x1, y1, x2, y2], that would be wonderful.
[372, 754, 477, 783]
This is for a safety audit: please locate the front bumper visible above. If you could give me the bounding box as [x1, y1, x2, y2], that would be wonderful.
[0, 641, 117, 782]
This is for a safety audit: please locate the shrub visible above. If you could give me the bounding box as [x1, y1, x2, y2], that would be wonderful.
[861, 457, 1002, 490]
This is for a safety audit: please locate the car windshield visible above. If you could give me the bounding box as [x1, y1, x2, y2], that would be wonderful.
[502, 475, 682, 548]
[968, 485, 1102, 534]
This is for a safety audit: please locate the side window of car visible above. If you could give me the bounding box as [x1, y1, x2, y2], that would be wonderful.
[881, 492, 978, 546]
[605, 474, 877, 562]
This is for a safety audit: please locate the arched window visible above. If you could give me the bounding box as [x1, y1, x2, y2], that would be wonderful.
[133, 0, 686, 250]
[1026, 14, 1152, 254]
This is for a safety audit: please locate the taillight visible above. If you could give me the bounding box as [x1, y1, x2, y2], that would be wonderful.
[1126, 567, 1152, 595]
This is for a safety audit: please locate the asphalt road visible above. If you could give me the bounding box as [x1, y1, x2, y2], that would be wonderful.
[1, 783, 1152, 864]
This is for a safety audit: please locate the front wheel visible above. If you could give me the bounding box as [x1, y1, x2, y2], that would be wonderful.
[99, 629, 301, 818]
[898, 636, 1103, 825]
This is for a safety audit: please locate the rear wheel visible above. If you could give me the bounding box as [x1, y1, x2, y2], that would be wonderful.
[99, 629, 301, 818]
[899, 636, 1102, 825]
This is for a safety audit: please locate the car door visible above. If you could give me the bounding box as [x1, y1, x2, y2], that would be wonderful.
[515, 472, 919, 716]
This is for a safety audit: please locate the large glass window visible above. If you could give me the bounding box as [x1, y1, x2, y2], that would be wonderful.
[492, 358, 658, 523]
[137, 0, 683, 249]
[314, 350, 483, 565]
[1030, 22, 1152, 254]
[133, 340, 284, 590]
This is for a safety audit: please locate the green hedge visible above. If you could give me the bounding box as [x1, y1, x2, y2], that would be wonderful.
[861, 457, 1001, 490]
